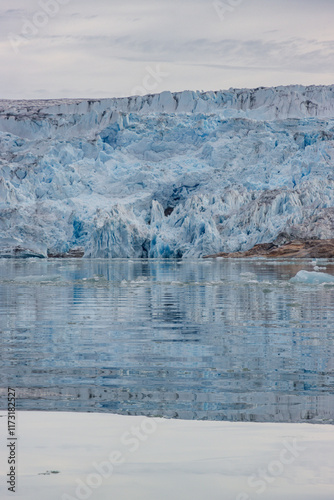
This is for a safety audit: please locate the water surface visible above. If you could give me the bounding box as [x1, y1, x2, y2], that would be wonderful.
[0, 258, 333, 423]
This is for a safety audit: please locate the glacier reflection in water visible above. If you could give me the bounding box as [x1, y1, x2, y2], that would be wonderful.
[0, 258, 334, 423]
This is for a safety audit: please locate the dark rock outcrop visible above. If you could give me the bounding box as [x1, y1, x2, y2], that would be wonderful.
[204, 239, 334, 259]
[47, 248, 85, 258]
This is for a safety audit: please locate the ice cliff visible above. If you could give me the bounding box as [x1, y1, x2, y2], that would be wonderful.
[1, 84, 334, 258]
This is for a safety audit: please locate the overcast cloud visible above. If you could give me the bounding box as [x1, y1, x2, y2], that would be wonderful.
[0, 0, 333, 99]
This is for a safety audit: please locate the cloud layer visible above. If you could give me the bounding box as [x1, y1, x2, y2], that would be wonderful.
[1, 0, 334, 99]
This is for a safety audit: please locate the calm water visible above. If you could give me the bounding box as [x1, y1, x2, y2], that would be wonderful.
[0, 258, 334, 423]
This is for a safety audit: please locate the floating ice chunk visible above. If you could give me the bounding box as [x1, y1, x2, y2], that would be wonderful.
[290, 270, 334, 284]
[13, 275, 61, 283]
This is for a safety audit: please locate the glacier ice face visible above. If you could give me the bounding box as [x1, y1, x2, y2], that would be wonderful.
[1, 85, 334, 258]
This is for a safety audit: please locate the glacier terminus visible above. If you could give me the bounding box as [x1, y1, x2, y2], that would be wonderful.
[1, 84, 334, 258]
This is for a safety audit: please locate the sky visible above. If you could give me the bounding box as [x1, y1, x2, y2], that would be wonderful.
[0, 0, 334, 99]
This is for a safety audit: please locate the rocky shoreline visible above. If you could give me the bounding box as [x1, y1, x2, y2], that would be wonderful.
[204, 238, 334, 259]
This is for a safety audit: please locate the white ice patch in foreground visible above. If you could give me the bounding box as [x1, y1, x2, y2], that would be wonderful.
[290, 270, 334, 284]
[1, 411, 333, 500]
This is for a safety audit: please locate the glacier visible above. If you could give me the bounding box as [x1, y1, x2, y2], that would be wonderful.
[1, 84, 334, 258]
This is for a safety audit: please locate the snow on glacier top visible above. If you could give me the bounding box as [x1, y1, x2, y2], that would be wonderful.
[1, 84, 334, 120]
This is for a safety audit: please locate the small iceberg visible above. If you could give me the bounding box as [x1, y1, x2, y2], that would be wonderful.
[13, 274, 61, 283]
[290, 270, 334, 284]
